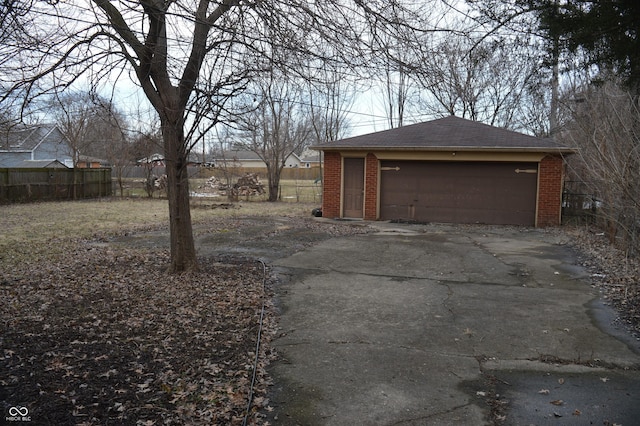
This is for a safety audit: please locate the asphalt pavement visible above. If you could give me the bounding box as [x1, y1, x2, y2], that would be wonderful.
[266, 221, 640, 425]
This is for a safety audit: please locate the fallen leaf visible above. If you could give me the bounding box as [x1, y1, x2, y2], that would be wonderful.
[550, 399, 564, 406]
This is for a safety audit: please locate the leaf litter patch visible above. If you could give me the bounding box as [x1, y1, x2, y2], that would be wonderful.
[1, 243, 275, 425]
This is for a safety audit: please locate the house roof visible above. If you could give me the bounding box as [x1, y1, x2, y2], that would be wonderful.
[313, 116, 573, 153]
[0, 124, 60, 152]
[301, 155, 321, 163]
[78, 155, 109, 165]
[137, 153, 165, 163]
[216, 150, 302, 162]
[300, 149, 321, 163]
[219, 149, 263, 161]
[15, 159, 69, 168]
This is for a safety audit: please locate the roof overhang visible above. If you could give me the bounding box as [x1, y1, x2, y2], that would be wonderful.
[313, 145, 575, 152]
[312, 147, 577, 163]
[0, 148, 31, 153]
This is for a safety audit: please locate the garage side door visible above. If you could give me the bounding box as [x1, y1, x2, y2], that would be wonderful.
[379, 161, 538, 226]
[343, 157, 365, 218]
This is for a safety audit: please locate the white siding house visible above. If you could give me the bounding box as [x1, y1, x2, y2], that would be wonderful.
[215, 150, 302, 168]
[0, 125, 73, 168]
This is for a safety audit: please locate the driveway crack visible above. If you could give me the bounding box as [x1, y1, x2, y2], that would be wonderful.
[441, 281, 456, 321]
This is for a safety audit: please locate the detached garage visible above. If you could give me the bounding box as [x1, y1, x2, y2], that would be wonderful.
[314, 116, 573, 227]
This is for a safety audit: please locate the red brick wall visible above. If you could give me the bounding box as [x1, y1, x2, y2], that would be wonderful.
[364, 153, 378, 220]
[537, 155, 564, 226]
[322, 152, 342, 218]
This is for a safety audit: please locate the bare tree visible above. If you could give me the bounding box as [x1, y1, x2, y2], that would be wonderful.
[375, 21, 417, 129]
[382, 61, 412, 128]
[414, 33, 540, 130]
[560, 81, 640, 254]
[48, 90, 127, 197]
[236, 73, 314, 201]
[49, 91, 119, 165]
[307, 62, 354, 144]
[462, 0, 602, 135]
[131, 130, 164, 198]
[211, 126, 241, 201]
[109, 139, 133, 198]
[100, 113, 134, 198]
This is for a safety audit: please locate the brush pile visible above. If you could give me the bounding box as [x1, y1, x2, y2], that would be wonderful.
[198, 174, 265, 198]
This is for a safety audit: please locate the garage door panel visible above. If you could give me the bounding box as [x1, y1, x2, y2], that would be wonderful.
[380, 161, 537, 226]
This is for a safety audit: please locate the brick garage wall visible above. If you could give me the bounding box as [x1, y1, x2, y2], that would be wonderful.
[537, 154, 564, 226]
[364, 153, 378, 220]
[322, 151, 342, 218]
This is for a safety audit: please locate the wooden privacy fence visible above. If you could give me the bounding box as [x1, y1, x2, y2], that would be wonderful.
[0, 168, 112, 203]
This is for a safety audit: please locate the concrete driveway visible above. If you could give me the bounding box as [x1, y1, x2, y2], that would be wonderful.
[266, 221, 640, 425]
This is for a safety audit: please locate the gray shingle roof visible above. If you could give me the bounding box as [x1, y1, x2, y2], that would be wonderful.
[219, 149, 263, 160]
[0, 125, 58, 151]
[15, 159, 69, 168]
[313, 116, 572, 152]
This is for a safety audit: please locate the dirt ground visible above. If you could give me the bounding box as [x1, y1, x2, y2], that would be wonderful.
[1, 206, 639, 425]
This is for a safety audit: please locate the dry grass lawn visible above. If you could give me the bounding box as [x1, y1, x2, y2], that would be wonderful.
[0, 198, 315, 245]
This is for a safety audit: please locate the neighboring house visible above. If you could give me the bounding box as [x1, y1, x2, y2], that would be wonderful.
[0, 125, 73, 168]
[77, 155, 109, 168]
[300, 149, 322, 168]
[137, 153, 166, 167]
[136, 153, 204, 168]
[312, 116, 574, 227]
[216, 149, 302, 168]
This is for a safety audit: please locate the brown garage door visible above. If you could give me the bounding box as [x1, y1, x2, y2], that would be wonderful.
[379, 161, 538, 225]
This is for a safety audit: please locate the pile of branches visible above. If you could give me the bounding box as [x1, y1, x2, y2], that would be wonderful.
[146, 174, 168, 194]
[231, 174, 265, 198]
[198, 176, 229, 194]
[198, 174, 265, 198]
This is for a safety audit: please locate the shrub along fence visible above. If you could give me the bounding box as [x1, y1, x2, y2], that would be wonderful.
[0, 168, 112, 203]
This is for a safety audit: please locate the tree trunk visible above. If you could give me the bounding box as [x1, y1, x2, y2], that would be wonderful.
[266, 165, 281, 202]
[549, 41, 560, 136]
[163, 121, 198, 272]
